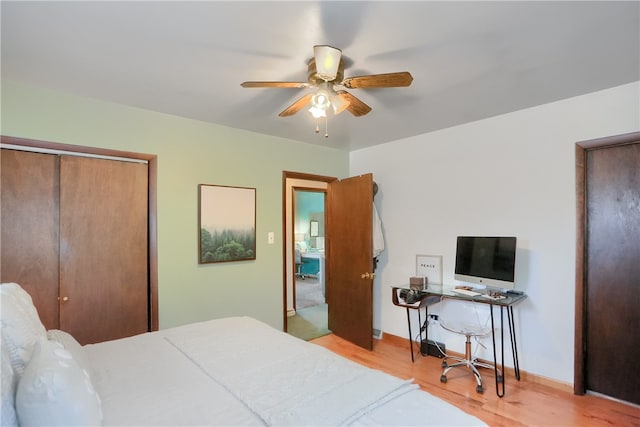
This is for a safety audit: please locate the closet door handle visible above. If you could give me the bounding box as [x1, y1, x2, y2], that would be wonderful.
[61, 296, 69, 303]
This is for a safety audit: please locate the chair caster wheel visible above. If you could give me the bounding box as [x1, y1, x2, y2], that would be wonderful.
[476, 385, 484, 393]
[441, 361, 448, 368]
[440, 375, 447, 383]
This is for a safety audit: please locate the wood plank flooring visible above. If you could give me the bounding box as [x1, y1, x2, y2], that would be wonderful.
[311, 333, 640, 426]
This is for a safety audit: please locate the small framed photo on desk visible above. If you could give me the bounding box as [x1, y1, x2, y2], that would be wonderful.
[416, 254, 443, 285]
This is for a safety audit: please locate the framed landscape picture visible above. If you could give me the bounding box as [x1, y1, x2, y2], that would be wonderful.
[198, 184, 256, 264]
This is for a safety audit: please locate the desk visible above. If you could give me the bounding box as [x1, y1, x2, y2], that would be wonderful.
[391, 285, 527, 397]
[301, 251, 325, 296]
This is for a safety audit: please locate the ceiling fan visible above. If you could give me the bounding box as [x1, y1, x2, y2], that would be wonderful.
[240, 45, 413, 135]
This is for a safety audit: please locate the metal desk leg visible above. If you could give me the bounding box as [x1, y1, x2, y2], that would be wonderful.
[490, 305, 506, 397]
[418, 308, 424, 354]
[500, 307, 505, 395]
[406, 307, 414, 362]
[507, 306, 521, 380]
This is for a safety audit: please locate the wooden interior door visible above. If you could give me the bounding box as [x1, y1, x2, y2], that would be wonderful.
[59, 156, 149, 345]
[326, 173, 374, 350]
[1, 149, 60, 330]
[584, 140, 640, 405]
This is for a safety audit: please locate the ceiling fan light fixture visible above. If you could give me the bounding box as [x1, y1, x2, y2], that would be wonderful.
[331, 93, 350, 115]
[308, 105, 327, 119]
[313, 45, 342, 81]
[311, 88, 331, 110]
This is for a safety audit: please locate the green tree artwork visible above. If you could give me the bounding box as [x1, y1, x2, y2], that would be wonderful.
[198, 185, 256, 263]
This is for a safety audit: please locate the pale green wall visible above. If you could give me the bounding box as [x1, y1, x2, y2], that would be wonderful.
[1, 80, 349, 330]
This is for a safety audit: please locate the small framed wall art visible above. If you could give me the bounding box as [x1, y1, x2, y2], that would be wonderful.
[416, 254, 443, 285]
[198, 184, 256, 264]
[310, 220, 319, 237]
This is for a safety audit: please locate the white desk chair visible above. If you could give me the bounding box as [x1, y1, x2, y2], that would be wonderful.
[294, 248, 306, 279]
[438, 300, 499, 394]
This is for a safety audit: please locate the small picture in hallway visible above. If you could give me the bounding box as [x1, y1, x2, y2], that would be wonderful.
[198, 184, 256, 264]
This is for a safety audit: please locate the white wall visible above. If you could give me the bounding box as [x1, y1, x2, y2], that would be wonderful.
[351, 82, 640, 385]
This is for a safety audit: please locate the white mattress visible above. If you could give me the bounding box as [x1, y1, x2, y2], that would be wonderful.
[83, 316, 486, 426]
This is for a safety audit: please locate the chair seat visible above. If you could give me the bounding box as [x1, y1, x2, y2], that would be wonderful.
[439, 320, 490, 337]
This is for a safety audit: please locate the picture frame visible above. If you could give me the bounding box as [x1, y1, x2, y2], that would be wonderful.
[198, 184, 256, 264]
[310, 220, 319, 237]
[416, 254, 443, 285]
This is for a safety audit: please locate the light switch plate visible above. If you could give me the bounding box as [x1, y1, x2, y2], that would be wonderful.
[416, 254, 443, 285]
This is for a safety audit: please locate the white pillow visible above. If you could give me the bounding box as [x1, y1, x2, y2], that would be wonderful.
[1, 338, 18, 427]
[0, 283, 47, 376]
[46, 330, 88, 375]
[15, 338, 102, 426]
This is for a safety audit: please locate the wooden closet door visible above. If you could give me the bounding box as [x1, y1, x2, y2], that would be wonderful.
[59, 156, 149, 345]
[585, 141, 640, 404]
[1, 149, 60, 330]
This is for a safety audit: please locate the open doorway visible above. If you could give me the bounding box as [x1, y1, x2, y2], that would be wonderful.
[283, 172, 333, 341]
[283, 171, 376, 348]
[288, 189, 329, 340]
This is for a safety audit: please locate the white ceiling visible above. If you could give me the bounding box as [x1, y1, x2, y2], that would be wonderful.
[2, 1, 638, 151]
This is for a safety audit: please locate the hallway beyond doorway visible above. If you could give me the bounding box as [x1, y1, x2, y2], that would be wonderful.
[287, 303, 330, 341]
[289, 277, 329, 341]
[295, 276, 324, 309]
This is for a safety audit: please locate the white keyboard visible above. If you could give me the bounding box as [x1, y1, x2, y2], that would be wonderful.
[451, 288, 481, 297]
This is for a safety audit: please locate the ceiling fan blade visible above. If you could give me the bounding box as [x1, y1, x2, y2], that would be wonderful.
[341, 72, 413, 89]
[241, 81, 311, 88]
[278, 93, 314, 117]
[336, 91, 371, 117]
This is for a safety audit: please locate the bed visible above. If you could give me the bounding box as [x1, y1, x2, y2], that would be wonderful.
[1, 282, 487, 426]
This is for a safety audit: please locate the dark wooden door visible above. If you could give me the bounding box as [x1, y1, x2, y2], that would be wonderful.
[59, 156, 149, 345]
[585, 141, 640, 404]
[1, 149, 60, 330]
[326, 173, 374, 350]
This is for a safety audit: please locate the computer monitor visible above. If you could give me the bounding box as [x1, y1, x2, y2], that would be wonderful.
[454, 236, 517, 290]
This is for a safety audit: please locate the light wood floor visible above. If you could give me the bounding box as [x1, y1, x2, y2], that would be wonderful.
[311, 333, 639, 427]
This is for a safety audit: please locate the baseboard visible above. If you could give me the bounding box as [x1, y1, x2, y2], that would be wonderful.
[381, 332, 573, 393]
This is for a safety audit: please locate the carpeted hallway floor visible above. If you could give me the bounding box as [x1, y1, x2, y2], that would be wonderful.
[294, 277, 325, 309]
[287, 303, 330, 341]
[288, 277, 330, 341]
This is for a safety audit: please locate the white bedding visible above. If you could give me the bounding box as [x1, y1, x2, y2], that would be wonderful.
[83, 316, 486, 426]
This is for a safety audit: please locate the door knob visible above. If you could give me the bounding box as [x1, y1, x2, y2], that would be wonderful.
[361, 272, 376, 279]
[61, 296, 69, 303]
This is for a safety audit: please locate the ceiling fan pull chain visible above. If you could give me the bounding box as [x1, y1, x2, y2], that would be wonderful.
[315, 120, 320, 134]
[325, 115, 329, 138]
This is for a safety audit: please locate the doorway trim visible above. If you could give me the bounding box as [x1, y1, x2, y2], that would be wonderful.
[574, 131, 640, 395]
[282, 171, 336, 331]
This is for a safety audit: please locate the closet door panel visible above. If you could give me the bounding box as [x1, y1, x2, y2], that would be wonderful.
[59, 156, 148, 345]
[1, 149, 60, 330]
